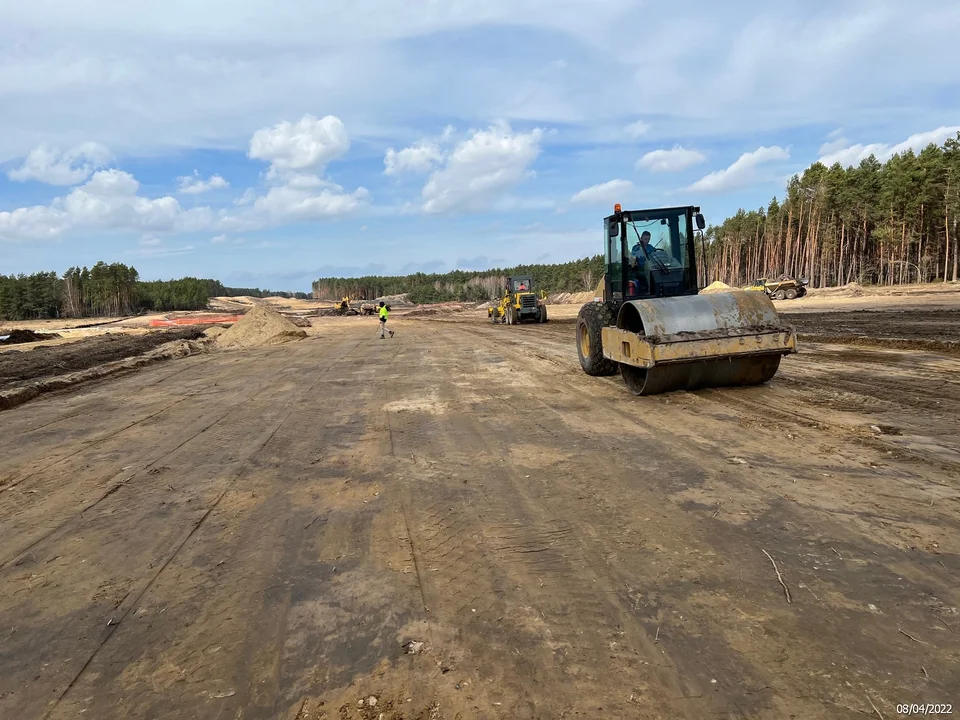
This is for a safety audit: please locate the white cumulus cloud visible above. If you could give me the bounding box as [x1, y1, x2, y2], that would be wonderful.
[227, 114, 369, 228]
[0, 169, 212, 241]
[2, 116, 369, 242]
[687, 146, 789, 193]
[178, 171, 230, 194]
[7, 142, 112, 186]
[637, 146, 706, 173]
[384, 126, 454, 176]
[420, 122, 543, 214]
[624, 120, 650, 138]
[570, 179, 633, 206]
[249, 185, 370, 223]
[248, 114, 349, 174]
[384, 142, 444, 175]
[818, 125, 960, 168]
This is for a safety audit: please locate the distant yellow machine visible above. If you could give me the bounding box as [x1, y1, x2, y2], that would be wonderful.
[744, 277, 808, 300]
[488, 275, 548, 325]
[332, 296, 362, 315]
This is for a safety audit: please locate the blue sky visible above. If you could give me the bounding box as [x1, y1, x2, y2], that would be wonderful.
[2, 0, 959, 291]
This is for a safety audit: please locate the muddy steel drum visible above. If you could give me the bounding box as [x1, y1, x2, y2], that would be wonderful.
[614, 291, 794, 396]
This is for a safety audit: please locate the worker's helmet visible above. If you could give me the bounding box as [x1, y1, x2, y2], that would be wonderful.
[379, 301, 384, 307]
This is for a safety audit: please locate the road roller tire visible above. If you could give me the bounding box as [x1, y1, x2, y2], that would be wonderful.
[577, 302, 618, 376]
[539, 306, 548, 323]
[620, 355, 782, 395]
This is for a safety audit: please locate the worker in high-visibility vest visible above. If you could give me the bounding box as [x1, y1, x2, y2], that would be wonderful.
[378, 301, 394, 339]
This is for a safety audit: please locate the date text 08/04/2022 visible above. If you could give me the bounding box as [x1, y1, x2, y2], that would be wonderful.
[897, 705, 953, 716]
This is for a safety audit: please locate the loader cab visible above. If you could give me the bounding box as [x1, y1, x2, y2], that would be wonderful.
[604, 206, 702, 306]
[507, 276, 533, 294]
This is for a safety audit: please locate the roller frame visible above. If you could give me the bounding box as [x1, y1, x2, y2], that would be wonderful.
[598, 290, 797, 395]
[600, 325, 796, 368]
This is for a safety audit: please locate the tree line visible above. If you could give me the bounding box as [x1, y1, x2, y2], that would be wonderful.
[313, 255, 606, 304]
[702, 132, 960, 288]
[317, 134, 960, 299]
[0, 262, 308, 321]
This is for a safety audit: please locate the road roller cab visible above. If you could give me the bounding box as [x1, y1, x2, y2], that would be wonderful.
[576, 204, 797, 395]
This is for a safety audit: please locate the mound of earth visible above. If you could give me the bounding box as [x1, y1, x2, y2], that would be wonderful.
[0, 327, 204, 391]
[700, 280, 733, 294]
[285, 315, 313, 327]
[548, 290, 595, 304]
[203, 325, 229, 340]
[0, 329, 61, 345]
[377, 293, 412, 307]
[215, 305, 307, 349]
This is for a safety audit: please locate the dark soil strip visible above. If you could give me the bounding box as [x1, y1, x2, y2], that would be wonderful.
[796, 333, 960, 355]
[0, 330, 61, 346]
[0, 327, 204, 390]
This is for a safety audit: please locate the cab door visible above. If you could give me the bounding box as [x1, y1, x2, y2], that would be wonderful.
[605, 217, 623, 300]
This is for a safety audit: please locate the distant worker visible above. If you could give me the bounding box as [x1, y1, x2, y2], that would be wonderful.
[518, 281, 527, 291]
[378, 301, 394, 339]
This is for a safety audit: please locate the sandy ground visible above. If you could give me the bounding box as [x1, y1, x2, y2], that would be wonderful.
[1, 292, 959, 719]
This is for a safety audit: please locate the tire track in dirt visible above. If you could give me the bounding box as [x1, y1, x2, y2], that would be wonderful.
[38, 418, 293, 720]
[0, 344, 299, 467]
[1, 338, 363, 568]
[221, 341, 399, 720]
[434, 322, 960, 717]
[28, 337, 369, 720]
[0, 353, 223, 438]
[386, 333, 717, 718]
[40, 337, 411, 720]
[465, 318, 960, 474]
[696, 385, 960, 475]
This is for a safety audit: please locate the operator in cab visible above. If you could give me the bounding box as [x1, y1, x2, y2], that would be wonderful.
[627, 230, 652, 295]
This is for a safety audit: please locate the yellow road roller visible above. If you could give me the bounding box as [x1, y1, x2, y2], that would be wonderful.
[576, 204, 797, 395]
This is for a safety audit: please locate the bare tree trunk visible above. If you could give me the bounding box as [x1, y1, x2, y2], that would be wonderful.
[901, 221, 907, 285]
[838, 221, 846, 287]
[954, 232, 959, 282]
[946, 192, 951, 283]
[788, 203, 800, 277]
[918, 202, 924, 282]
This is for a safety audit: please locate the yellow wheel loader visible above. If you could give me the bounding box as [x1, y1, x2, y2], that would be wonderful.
[744, 277, 809, 300]
[334, 296, 361, 316]
[576, 204, 797, 395]
[488, 275, 548, 325]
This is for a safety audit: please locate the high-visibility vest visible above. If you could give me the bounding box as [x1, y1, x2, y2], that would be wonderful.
[379, 306, 388, 320]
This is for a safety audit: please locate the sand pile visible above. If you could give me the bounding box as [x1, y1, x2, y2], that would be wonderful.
[215, 305, 307, 349]
[203, 325, 228, 340]
[548, 291, 596, 304]
[700, 281, 733, 294]
[377, 293, 413, 307]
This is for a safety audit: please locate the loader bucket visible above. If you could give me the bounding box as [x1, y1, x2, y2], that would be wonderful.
[600, 290, 796, 395]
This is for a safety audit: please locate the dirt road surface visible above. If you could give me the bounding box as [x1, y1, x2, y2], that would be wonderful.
[1, 306, 958, 719]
